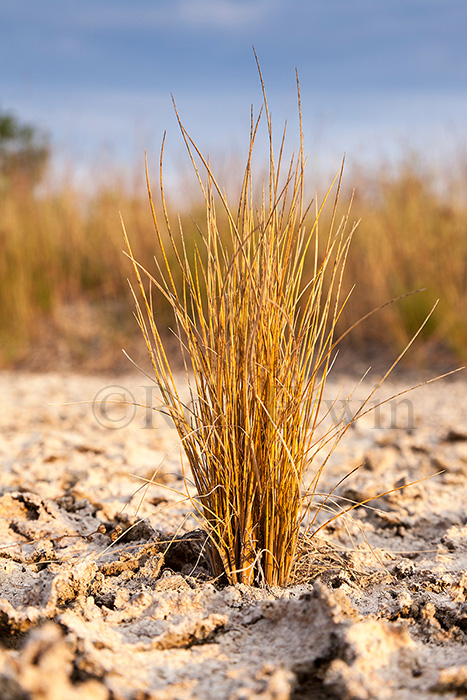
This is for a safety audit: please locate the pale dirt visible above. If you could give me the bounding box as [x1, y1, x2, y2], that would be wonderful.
[0, 369, 466, 700]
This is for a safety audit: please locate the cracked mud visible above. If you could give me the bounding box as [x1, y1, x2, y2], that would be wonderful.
[0, 370, 466, 699]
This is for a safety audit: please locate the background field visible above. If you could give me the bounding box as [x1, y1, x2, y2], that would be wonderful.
[1, 146, 465, 373]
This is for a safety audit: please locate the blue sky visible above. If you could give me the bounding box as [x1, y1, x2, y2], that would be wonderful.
[1, 0, 466, 184]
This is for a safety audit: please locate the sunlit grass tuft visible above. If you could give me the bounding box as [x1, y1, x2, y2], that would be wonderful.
[123, 62, 382, 585]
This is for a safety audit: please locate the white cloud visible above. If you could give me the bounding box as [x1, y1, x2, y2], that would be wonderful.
[26, 0, 275, 33]
[177, 0, 271, 29]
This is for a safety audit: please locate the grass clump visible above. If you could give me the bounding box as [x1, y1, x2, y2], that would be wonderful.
[124, 61, 458, 586]
[124, 61, 366, 587]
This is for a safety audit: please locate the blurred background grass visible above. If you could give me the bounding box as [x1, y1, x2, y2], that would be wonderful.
[1, 111, 466, 372]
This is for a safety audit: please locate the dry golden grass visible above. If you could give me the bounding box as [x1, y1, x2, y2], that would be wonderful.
[122, 61, 452, 586]
[343, 162, 467, 359]
[124, 66, 351, 584]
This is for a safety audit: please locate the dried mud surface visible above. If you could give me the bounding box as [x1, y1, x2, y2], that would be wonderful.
[0, 369, 466, 700]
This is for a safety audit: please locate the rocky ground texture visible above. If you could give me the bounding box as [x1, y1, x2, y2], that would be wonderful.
[0, 369, 466, 700]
